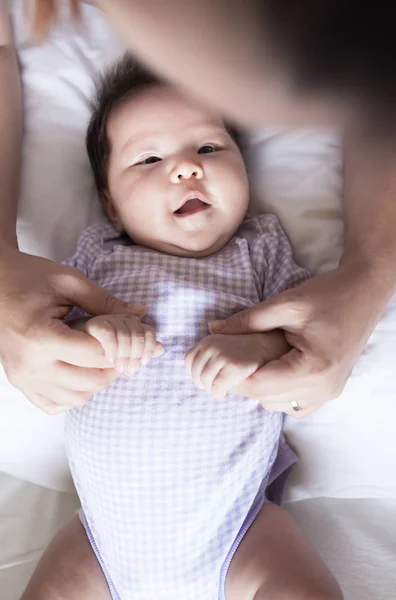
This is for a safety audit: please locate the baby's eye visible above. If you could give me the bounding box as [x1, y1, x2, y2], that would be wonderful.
[139, 156, 162, 165]
[198, 144, 216, 155]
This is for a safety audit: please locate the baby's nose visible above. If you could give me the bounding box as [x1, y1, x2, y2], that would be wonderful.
[171, 160, 203, 182]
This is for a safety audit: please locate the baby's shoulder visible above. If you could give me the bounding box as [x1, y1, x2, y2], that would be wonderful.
[75, 219, 123, 259]
[77, 220, 117, 248]
[69, 219, 124, 274]
[236, 213, 285, 245]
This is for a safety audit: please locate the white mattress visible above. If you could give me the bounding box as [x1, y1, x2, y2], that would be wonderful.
[1, 474, 394, 600]
[1, 2, 395, 598]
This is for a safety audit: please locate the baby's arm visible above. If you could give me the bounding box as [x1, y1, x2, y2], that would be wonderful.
[70, 314, 164, 375]
[184, 330, 290, 402]
[185, 216, 309, 404]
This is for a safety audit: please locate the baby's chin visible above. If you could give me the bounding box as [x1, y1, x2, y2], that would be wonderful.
[136, 230, 235, 259]
[165, 235, 233, 258]
[171, 238, 229, 258]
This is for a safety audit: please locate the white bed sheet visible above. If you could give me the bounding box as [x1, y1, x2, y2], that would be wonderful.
[1, 473, 394, 600]
[285, 497, 396, 600]
[1, 1, 396, 598]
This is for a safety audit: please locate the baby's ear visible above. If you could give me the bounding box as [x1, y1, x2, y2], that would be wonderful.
[103, 190, 124, 233]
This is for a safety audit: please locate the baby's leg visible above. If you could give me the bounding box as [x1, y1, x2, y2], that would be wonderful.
[20, 514, 111, 600]
[225, 503, 343, 600]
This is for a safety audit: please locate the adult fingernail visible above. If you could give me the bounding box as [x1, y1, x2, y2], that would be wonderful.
[128, 303, 146, 314]
[208, 320, 225, 332]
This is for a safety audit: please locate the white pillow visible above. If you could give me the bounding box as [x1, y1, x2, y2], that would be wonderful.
[247, 129, 344, 274]
[1, 0, 395, 501]
[13, 0, 121, 261]
[248, 131, 396, 501]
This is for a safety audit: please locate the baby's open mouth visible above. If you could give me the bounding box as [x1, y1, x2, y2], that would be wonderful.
[174, 193, 210, 217]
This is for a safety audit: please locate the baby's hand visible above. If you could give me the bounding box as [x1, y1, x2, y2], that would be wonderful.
[72, 314, 164, 375]
[184, 331, 289, 400]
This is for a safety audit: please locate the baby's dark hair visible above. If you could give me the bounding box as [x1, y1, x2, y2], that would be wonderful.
[86, 53, 242, 201]
[86, 55, 159, 201]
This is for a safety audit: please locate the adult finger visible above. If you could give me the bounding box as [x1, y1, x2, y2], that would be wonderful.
[213, 363, 258, 401]
[48, 324, 116, 369]
[58, 268, 146, 319]
[208, 293, 304, 335]
[51, 362, 118, 392]
[284, 401, 319, 419]
[35, 386, 92, 409]
[258, 397, 319, 419]
[27, 393, 71, 416]
[230, 350, 307, 399]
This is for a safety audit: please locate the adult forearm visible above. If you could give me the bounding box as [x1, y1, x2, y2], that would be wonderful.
[342, 128, 396, 301]
[95, 0, 336, 129]
[0, 1, 22, 249]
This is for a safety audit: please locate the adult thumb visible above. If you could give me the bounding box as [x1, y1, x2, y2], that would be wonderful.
[209, 293, 297, 335]
[232, 351, 302, 398]
[63, 271, 146, 318]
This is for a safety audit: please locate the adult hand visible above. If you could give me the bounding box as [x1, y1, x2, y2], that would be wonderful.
[209, 262, 384, 418]
[0, 245, 146, 414]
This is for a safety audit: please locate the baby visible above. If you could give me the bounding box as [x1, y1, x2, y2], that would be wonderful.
[31, 54, 343, 600]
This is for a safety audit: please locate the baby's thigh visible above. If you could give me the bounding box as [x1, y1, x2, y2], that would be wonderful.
[20, 515, 111, 600]
[224, 503, 343, 600]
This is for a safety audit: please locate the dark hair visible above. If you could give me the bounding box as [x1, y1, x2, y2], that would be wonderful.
[86, 53, 242, 201]
[260, 1, 396, 129]
[86, 54, 161, 200]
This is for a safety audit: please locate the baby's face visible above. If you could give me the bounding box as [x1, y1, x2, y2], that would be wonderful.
[105, 85, 249, 257]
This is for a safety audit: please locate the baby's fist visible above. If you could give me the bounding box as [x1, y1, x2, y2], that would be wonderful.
[185, 332, 286, 400]
[82, 314, 164, 374]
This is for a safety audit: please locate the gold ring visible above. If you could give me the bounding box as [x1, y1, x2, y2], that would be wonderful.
[290, 399, 303, 412]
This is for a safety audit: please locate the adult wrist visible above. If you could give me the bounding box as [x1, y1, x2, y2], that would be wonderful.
[340, 247, 396, 290]
[338, 250, 396, 325]
[0, 236, 19, 271]
[0, 231, 18, 253]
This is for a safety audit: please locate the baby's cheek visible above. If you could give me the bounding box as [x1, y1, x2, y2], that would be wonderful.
[119, 181, 154, 224]
[210, 161, 244, 198]
[223, 158, 248, 196]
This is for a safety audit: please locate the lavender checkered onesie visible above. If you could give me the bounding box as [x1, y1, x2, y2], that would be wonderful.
[63, 213, 309, 600]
